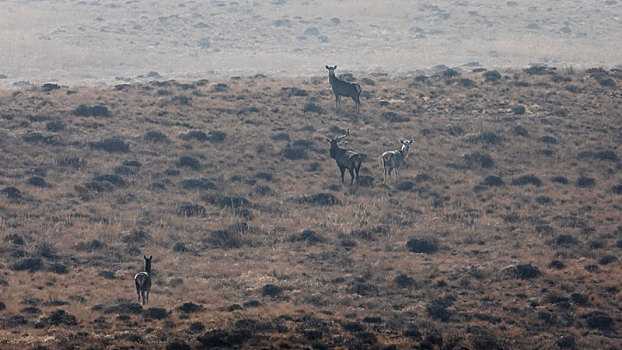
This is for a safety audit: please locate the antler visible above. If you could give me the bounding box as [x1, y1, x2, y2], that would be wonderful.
[335, 128, 350, 142]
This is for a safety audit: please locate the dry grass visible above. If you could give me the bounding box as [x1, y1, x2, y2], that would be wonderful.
[0, 67, 621, 349]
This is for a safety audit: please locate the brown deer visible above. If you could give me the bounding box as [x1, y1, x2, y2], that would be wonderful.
[326, 65, 362, 114]
[382, 139, 413, 183]
[134, 255, 152, 305]
[326, 129, 362, 185]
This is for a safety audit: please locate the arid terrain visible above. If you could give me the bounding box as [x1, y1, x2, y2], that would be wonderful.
[0, 67, 621, 349]
[1, 0, 622, 87]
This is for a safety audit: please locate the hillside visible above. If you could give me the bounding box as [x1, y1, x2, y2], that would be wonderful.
[0, 67, 621, 349]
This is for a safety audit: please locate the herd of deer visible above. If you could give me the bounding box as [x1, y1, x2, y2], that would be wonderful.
[134, 65, 412, 304]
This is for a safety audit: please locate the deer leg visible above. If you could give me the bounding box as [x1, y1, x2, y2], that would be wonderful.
[135, 281, 141, 302]
[394, 168, 399, 183]
[145, 290, 149, 305]
[348, 168, 355, 185]
[355, 164, 361, 185]
[339, 167, 345, 184]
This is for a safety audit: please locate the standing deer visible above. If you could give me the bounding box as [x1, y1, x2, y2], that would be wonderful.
[326, 65, 362, 114]
[326, 129, 362, 185]
[382, 139, 414, 183]
[134, 255, 152, 305]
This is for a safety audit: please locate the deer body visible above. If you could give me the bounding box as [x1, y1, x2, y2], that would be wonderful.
[326, 65, 362, 114]
[382, 139, 413, 183]
[134, 255, 152, 305]
[327, 129, 362, 185]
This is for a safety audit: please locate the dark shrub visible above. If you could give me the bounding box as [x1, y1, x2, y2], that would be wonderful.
[143, 307, 169, 319]
[464, 152, 494, 168]
[59, 157, 86, 169]
[571, 293, 588, 305]
[303, 103, 322, 113]
[172, 242, 187, 252]
[166, 340, 191, 350]
[28, 176, 47, 187]
[516, 264, 540, 279]
[42, 83, 60, 91]
[282, 145, 307, 160]
[555, 234, 578, 245]
[181, 178, 216, 191]
[448, 125, 464, 136]
[218, 196, 249, 209]
[613, 185, 622, 195]
[394, 274, 416, 288]
[458, 78, 474, 87]
[188, 322, 205, 333]
[584, 264, 599, 272]
[578, 150, 619, 162]
[4, 233, 25, 245]
[2, 187, 22, 200]
[101, 300, 143, 314]
[177, 156, 200, 170]
[514, 125, 529, 136]
[46, 120, 65, 132]
[537, 311, 555, 324]
[207, 130, 227, 142]
[395, 181, 415, 191]
[178, 302, 204, 313]
[271, 132, 290, 141]
[144, 131, 168, 142]
[90, 138, 130, 153]
[122, 230, 151, 244]
[41, 310, 77, 326]
[289, 230, 326, 245]
[406, 237, 438, 254]
[576, 176, 595, 187]
[165, 169, 180, 176]
[483, 70, 501, 82]
[426, 298, 453, 322]
[48, 263, 68, 274]
[197, 329, 252, 347]
[548, 260, 566, 269]
[206, 229, 243, 249]
[583, 311, 613, 330]
[94, 174, 125, 186]
[73, 104, 110, 117]
[443, 69, 459, 78]
[11, 258, 43, 272]
[98, 271, 115, 279]
[343, 321, 365, 332]
[75, 239, 105, 252]
[262, 284, 283, 297]
[350, 282, 378, 296]
[22, 132, 58, 145]
[539, 135, 557, 144]
[297, 193, 340, 206]
[556, 335, 575, 349]
[511, 175, 542, 186]
[551, 176, 568, 184]
[512, 105, 526, 115]
[598, 255, 617, 265]
[381, 111, 410, 123]
[181, 130, 207, 141]
[212, 83, 229, 92]
[178, 202, 206, 217]
[536, 196, 553, 205]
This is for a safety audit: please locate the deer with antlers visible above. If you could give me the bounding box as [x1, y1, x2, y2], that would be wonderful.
[382, 139, 414, 183]
[134, 255, 152, 305]
[326, 129, 363, 186]
[326, 65, 362, 114]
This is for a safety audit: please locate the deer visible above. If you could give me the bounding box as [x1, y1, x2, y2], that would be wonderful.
[382, 139, 414, 183]
[326, 129, 363, 185]
[326, 65, 362, 114]
[134, 255, 152, 305]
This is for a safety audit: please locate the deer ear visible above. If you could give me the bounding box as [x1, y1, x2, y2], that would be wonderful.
[410, 139, 414, 143]
[326, 65, 330, 70]
[144, 255, 147, 259]
[326, 138, 331, 142]
[400, 140, 405, 144]
[149, 256, 152, 259]
[334, 65, 337, 69]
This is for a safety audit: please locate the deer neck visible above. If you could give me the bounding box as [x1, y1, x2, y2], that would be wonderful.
[328, 72, 336, 84]
[145, 261, 151, 275]
[400, 146, 409, 159]
[330, 145, 339, 159]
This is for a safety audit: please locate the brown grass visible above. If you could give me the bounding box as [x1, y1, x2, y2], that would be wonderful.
[0, 67, 621, 349]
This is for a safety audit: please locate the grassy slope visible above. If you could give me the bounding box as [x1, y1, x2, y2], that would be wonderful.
[0, 68, 621, 349]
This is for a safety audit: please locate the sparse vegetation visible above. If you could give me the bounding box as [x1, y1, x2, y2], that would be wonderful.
[0, 69, 620, 349]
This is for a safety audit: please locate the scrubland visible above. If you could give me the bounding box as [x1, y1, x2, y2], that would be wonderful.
[0, 67, 620, 349]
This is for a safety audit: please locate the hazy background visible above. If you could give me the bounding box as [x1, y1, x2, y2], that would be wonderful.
[1, 0, 621, 87]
